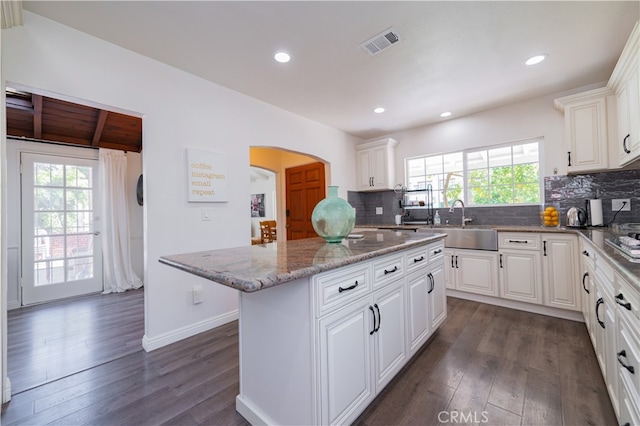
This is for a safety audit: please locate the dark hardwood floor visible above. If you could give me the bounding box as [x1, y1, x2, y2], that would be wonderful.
[2, 295, 616, 426]
[5, 289, 145, 394]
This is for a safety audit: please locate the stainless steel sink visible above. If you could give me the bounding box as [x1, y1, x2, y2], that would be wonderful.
[419, 227, 498, 251]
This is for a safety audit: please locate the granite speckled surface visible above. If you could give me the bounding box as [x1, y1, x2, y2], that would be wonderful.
[363, 224, 640, 290]
[159, 230, 446, 292]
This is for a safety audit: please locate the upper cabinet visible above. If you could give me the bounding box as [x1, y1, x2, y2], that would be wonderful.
[609, 20, 640, 167]
[355, 138, 398, 191]
[554, 88, 612, 174]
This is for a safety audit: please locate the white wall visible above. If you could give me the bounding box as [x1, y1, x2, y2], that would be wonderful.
[384, 82, 607, 183]
[1, 12, 359, 354]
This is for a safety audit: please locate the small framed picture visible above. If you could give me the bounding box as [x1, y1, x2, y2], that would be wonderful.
[251, 193, 265, 217]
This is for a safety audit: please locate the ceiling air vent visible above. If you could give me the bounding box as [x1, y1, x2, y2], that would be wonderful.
[360, 27, 400, 56]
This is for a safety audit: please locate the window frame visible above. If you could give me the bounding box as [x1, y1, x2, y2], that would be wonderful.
[404, 138, 544, 208]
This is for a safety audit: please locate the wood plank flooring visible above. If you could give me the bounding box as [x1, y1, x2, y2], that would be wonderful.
[2, 296, 616, 426]
[6, 289, 145, 394]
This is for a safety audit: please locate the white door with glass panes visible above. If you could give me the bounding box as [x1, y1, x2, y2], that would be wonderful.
[21, 153, 102, 305]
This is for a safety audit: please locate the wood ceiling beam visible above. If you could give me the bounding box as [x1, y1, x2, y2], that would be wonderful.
[32, 94, 42, 139]
[92, 110, 108, 146]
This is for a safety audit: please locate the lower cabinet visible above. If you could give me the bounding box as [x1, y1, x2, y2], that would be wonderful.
[318, 278, 407, 425]
[318, 296, 375, 425]
[542, 234, 581, 311]
[444, 249, 499, 296]
[499, 249, 543, 304]
[316, 241, 446, 425]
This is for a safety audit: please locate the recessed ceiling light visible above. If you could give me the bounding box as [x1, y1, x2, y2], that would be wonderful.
[440, 111, 452, 118]
[525, 54, 547, 66]
[274, 51, 291, 63]
[373, 107, 385, 114]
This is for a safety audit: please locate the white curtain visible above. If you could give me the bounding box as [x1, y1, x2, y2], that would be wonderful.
[99, 148, 143, 294]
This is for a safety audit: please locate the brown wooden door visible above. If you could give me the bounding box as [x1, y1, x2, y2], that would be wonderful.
[286, 162, 325, 240]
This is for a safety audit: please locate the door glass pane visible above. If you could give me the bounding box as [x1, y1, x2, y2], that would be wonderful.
[31, 161, 97, 287]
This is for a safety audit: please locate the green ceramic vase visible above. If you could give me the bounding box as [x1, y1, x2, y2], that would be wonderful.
[311, 186, 356, 243]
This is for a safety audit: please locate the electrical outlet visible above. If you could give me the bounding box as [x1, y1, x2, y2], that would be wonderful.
[376, 207, 383, 215]
[612, 199, 631, 211]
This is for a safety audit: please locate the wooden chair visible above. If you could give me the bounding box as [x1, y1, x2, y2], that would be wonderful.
[259, 220, 277, 243]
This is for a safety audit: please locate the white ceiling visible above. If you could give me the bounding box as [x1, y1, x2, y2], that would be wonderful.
[22, 1, 640, 140]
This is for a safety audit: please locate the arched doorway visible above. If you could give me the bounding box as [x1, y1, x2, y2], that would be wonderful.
[249, 147, 329, 241]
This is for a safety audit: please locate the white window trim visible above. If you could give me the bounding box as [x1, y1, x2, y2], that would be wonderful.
[405, 137, 544, 207]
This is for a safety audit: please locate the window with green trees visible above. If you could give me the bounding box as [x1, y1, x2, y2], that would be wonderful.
[405, 140, 541, 207]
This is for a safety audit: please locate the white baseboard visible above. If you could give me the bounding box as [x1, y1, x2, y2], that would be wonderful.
[7, 300, 20, 310]
[447, 290, 584, 322]
[236, 395, 276, 426]
[141, 310, 238, 352]
[3, 377, 11, 403]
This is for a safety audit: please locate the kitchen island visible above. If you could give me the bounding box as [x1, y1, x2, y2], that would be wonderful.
[160, 229, 447, 425]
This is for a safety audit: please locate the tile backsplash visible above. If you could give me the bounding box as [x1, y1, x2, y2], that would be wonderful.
[349, 169, 640, 227]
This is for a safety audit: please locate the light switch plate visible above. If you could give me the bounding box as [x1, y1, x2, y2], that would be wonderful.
[201, 208, 212, 221]
[376, 207, 383, 215]
[193, 285, 204, 304]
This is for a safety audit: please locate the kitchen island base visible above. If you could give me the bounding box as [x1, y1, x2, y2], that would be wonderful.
[234, 241, 446, 425]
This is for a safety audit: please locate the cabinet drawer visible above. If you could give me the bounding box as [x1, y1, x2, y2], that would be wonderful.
[498, 233, 540, 250]
[616, 273, 640, 325]
[579, 238, 596, 269]
[620, 367, 640, 426]
[405, 246, 428, 274]
[428, 242, 445, 264]
[595, 259, 615, 298]
[372, 253, 405, 288]
[618, 312, 640, 400]
[314, 264, 371, 317]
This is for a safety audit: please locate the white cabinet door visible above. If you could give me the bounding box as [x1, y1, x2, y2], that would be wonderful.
[444, 250, 456, 290]
[429, 263, 447, 330]
[356, 149, 374, 190]
[594, 285, 607, 373]
[455, 250, 499, 297]
[617, 63, 640, 166]
[564, 96, 609, 173]
[499, 249, 543, 304]
[355, 139, 397, 191]
[580, 263, 594, 338]
[406, 270, 430, 356]
[318, 297, 374, 425]
[542, 235, 580, 311]
[603, 293, 619, 416]
[372, 280, 407, 391]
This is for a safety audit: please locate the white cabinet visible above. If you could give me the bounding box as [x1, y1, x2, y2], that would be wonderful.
[372, 280, 407, 391]
[406, 241, 445, 356]
[609, 21, 640, 166]
[498, 233, 543, 304]
[542, 234, 580, 311]
[579, 241, 596, 346]
[429, 263, 447, 330]
[318, 277, 408, 425]
[616, 272, 640, 426]
[318, 296, 375, 425]
[554, 90, 611, 173]
[355, 138, 397, 191]
[406, 270, 431, 355]
[444, 248, 499, 296]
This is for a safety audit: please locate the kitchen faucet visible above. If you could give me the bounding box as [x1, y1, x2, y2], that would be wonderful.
[449, 199, 472, 227]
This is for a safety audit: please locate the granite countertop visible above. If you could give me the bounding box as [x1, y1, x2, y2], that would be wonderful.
[362, 223, 640, 289]
[159, 230, 446, 293]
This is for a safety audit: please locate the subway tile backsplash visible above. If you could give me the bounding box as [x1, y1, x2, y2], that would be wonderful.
[349, 169, 640, 227]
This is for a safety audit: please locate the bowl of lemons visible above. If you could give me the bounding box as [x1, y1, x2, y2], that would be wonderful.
[541, 205, 560, 227]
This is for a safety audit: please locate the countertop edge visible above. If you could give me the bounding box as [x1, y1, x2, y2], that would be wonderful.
[159, 233, 446, 293]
